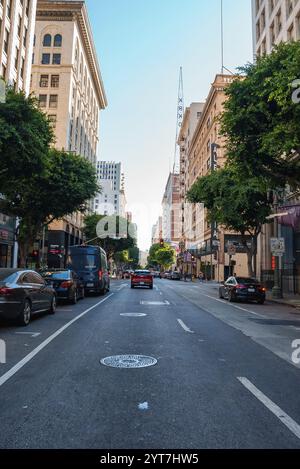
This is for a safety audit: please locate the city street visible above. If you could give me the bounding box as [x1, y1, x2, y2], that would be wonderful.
[0, 279, 300, 449]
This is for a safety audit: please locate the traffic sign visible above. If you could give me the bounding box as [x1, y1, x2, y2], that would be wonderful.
[227, 244, 236, 256]
[270, 238, 285, 257]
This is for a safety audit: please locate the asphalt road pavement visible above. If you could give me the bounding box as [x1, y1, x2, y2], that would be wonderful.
[0, 279, 300, 449]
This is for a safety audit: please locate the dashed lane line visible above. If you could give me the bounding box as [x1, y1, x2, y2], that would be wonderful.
[177, 319, 194, 334]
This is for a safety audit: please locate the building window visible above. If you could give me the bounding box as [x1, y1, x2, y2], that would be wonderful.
[14, 48, 19, 69]
[54, 34, 62, 47]
[48, 114, 57, 128]
[52, 54, 61, 65]
[49, 94, 58, 108]
[43, 34, 51, 47]
[51, 74, 59, 87]
[42, 53, 50, 65]
[3, 29, 9, 54]
[40, 74, 49, 87]
[38, 94, 47, 108]
[23, 27, 28, 47]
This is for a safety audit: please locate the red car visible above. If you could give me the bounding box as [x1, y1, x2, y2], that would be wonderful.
[131, 270, 153, 289]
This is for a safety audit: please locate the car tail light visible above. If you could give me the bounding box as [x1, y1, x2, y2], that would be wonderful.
[61, 281, 73, 288]
[0, 287, 13, 296]
[236, 285, 246, 290]
[98, 270, 103, 280]
[260, 287, 266, 292]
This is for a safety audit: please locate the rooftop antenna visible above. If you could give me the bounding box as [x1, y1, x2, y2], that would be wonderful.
[221, 0, 224, 73]
[172, 67, 184, 175]
[220, 0, 235, 75]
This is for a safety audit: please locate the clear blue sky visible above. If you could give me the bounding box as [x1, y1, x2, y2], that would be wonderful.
[85, 0, 253, 250]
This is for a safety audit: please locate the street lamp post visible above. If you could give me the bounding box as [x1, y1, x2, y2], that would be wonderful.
[272, 192, 283, 299]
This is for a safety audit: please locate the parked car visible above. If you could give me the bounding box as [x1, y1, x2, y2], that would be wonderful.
[219, 276, 266, 304]
[41, 269, 84, 304]
[163, 271, 172, 279]
[0, 269, 56, 326]
[171, 271, 181, 280]
[131, 270, 153, 289]
[67, 245, 110, 295]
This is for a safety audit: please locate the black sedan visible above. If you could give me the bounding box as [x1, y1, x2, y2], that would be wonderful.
[41, 270, 85, 304]
[0, 269, 56, 326]
[219, 276, 266, 304]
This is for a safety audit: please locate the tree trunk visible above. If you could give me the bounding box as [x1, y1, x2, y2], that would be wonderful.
[241, 234, 255, 278]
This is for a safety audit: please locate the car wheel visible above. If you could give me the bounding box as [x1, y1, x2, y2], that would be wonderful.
[17, 300, 31, 326]
[49, 296, 56, 314]
[131, 285, 134, 289]
[71, 290, 77, 305]
[257, 299, 265, 305]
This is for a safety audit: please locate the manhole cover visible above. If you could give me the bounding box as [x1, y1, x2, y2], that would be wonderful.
[120, 313, 147, 317]
[100, 355, 157, 369]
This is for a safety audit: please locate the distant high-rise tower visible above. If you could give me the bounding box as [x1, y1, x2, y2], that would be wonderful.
[173, 67, 184, 175]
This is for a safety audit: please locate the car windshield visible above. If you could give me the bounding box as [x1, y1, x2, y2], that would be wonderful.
[236, 278, 258, 284]
[69, 254, 98, 270]
[43, 272, 69, 280]
[135, 271, 150, 275]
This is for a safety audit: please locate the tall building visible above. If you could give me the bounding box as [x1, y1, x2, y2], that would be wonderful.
[30, 0, 107, 267]
[94, 161, 127, 217]
[179, 75, 249, 281]
[178, 103, 205, 251]
[252, 0, 300, 57]
[151, 216, 162, 245]
[161, 173, 181, 245]
[0, 0, 37, 268]
[252, 0, 300, 295]
[0, 0, 37, 93]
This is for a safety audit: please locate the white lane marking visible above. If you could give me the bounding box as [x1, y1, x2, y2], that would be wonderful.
[15, 332, 41, 338]
[0, 294, 114, 388]
[140, 301, 170, 306]
[177, 319, 194, 334]
[238, 377, 300, 440]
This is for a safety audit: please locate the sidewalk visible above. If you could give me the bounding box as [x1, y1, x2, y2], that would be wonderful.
[265, 291, 300, 309]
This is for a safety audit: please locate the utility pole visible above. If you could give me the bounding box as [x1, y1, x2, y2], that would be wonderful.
[272, 191, 283, 299]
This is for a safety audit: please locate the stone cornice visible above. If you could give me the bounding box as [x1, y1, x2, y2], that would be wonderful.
[36, 1, 107, 109]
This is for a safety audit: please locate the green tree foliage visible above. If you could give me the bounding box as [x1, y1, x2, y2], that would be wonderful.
[221, 41, 300, 188]
[0, 88, 99, 266]
[0, 148, 99, 267]
[0, 90, 54, 184]
[147, 243, 175, 270]
[155, 247, 176, 270]
[83, 214, 136, 261]
[187, 168, 272, 277]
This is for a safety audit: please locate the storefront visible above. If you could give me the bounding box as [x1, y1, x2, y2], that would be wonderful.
[0, 213, 15, 268]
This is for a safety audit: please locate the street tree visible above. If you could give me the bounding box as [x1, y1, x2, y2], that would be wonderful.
[0, 89, 54, 186]
[155, 247, 176, 270]
[187, 168, 272, 277]
[221, 41, 300, 188]
[0, 148, 99, 267]
[83, 214, 136, 261]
